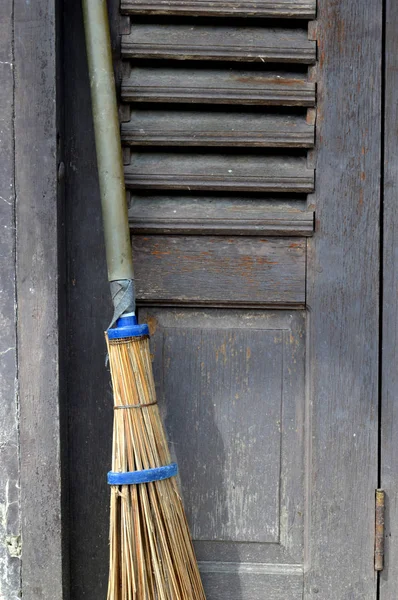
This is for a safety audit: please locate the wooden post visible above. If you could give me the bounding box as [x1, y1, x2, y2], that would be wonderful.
[306, 0, 381, 596]
[14, 0, 67, 598]
[0, 1, 21, 597]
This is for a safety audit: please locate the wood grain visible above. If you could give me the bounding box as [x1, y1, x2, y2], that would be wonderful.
[122, 68, 316, 106]
[125, 152, 314, 193]
[0, 2, 21, 597]
[381, 0, 398, 596]
[160, 326, 283, 543]
[122, 110, 315, 148]
[305, 0, 381, 597]
[142, 308, 306, 584]
[122, 25, 316, 64]
[121, 0, 316, 19]
[132, 235, 307, 305]
[129, 197, 314, 235]
[14, 0, 66, 598]
[199, 564, 303, 600]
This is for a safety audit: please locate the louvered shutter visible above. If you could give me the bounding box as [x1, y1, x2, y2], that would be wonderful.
[118, 2, 315, 598]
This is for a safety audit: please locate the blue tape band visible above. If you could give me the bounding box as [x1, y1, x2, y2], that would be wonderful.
[107, 314, 150, 340]
[108, 462, 178, 485]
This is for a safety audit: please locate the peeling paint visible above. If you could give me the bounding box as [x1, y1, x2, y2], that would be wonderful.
[5, 535, 21, 559]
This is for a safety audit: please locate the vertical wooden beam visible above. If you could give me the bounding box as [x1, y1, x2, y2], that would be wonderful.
[380, 1, 398, 596]
[14, 0, 66, 598]
[306, 0, 381, 596]
[0, 2, 21, 598]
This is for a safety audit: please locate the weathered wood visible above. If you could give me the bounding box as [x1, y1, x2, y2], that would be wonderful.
[122, 110, 315, 148]
[125, 153, 314, 193]
[14, 0, 66, 598]
[66, 0, 314, 597]
[142, 308, 305, 587]
[129, 197, 314, 235]
[64, 0, 385, 598]
[121, 0, 316, 19]
[381, 0, 398, 596]
[122, 25, 316, 64]
[122, 68, 316, 106]
[305, 0, 381, 597]
[198, 563, 303, 600]
[133, 236, 306, 305]
[0, 2, 21, 598]
[163, 326, 283, 542]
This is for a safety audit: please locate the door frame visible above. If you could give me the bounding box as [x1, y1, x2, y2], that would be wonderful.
[13, 0, 67, 598]
[305, 0, 381, 596]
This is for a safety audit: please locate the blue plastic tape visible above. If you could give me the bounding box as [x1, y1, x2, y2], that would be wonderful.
[107, 314, 149, 339]
[108, 462, 178, 485]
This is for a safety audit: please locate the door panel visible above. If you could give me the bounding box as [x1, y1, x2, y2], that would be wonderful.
[141, 308, 305, 598]
[132, 236, 307, 306]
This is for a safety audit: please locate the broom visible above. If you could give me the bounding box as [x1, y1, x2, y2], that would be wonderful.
[82, 1, 207, 598]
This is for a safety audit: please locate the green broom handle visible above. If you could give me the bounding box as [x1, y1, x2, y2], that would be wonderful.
[82, 0, 133, 283]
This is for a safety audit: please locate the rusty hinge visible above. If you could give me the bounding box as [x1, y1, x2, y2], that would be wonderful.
[375, 489, 385, 571]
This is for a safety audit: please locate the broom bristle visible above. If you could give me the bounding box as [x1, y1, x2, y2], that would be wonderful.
[106, 334, 206, 600]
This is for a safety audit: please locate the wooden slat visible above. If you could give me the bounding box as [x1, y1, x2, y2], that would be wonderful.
[122, 25, 316, 64]
[122, 68, 316, 107]
[306, 0, 381, 597]
[125, 153, 314, 192]
[132, 235, 306, 305]
[122, 110, 315, 148]
[14, 0, 66, 597]
[0, 2, 20, 597]
[129, 197, 314, 235]
[121, 0, 316, 19]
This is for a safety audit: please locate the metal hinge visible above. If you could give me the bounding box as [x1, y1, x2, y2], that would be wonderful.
[375, 489, 385, 571]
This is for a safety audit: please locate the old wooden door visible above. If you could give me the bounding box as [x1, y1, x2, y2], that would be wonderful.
[64, 0, 382, 598]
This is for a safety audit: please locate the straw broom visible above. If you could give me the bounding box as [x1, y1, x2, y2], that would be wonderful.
[82, 1, 206, 598]
[106, 335, 205, 599]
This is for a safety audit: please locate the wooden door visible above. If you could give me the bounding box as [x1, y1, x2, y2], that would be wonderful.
[64, 0, 382, 598]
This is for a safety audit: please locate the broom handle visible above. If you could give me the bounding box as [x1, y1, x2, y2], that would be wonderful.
[82, 0, 133, 284]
